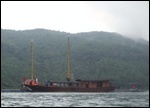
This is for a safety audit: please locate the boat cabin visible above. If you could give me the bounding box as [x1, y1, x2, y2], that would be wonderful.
[49, 80, 112, 88]
[80, 80, 112, 88]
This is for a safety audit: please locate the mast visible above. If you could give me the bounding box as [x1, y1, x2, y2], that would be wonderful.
[66, 36, 71, 81]
[31, 39, 34, 79]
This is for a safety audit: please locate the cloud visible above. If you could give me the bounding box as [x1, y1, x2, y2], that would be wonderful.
[85, 1, 149, 41]
[1, 1, 149, 41]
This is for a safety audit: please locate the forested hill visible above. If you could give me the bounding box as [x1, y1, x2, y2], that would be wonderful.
[1, 29, 149, 89]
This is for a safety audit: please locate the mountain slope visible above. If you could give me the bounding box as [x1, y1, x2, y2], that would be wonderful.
[1, 29, 149, 89]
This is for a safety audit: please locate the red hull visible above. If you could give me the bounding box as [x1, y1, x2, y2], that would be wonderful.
[24, 84, 115, 92]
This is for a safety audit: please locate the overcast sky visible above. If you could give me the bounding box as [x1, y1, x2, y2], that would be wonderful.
[1, 1, 149, 41]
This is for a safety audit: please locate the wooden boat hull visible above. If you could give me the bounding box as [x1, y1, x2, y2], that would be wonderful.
[24, 84, 115, 92]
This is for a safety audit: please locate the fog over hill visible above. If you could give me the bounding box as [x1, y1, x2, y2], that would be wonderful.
[1, 29, 149, 89]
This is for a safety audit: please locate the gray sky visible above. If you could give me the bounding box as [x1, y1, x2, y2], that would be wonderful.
[1, 1, 149, 41]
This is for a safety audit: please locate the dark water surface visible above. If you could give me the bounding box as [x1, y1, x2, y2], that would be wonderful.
[1, 92, 149, 107]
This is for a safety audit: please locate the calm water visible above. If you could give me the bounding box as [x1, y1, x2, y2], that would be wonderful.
[1, 92, 149, 107]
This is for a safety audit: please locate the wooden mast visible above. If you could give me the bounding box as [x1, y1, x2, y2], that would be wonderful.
[31, 39, 34, 79]
[66, 36, 71, 81]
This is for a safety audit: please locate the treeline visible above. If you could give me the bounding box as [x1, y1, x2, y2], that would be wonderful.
[1, 29, 149, 89]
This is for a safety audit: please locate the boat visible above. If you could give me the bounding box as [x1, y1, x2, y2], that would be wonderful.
[128, 83, 140, 92]
[21, 37, 115, 92]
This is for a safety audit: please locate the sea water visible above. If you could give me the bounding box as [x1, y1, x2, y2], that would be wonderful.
[1, 91, 149, 107]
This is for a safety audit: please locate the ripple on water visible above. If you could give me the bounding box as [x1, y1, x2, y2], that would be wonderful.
[1, 92, 149, 107]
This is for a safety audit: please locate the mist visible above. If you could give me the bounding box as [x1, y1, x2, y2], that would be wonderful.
[86, 1, 149, 41]
[1, 1, 149, 41]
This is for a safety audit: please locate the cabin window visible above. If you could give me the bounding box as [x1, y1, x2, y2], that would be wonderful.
[57, 83, 60, 87]
[79, 84, 82, 87]
[97, 82, 100, 87]
[76, 83, 81, 87]
[73, 83, 78, 87]
[65, 83, 69, 87]
[86, 82, 89, 88]
[69, 83, 72, 87]
[100, 82, 102, 87]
